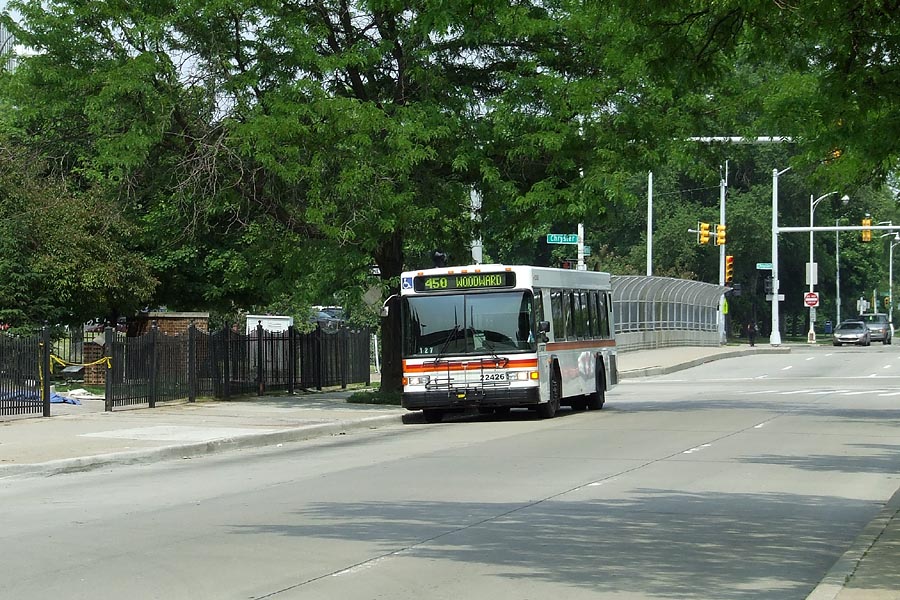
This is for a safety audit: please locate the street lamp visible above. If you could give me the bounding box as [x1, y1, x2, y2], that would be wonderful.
[771, 167, 791, 346]
[891, 235, 900, 324]
[807, 192, 849, 343]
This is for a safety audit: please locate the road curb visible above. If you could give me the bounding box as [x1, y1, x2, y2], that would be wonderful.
[619, 346, 792, 379]
[0, 414, 405, 479]
[805, 485, 900, 600]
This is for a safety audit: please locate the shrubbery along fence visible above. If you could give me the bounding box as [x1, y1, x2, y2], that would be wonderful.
[0, 322, 372, 417]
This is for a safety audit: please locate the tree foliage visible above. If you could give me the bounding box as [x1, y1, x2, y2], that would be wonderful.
[1, 0, 898, 381]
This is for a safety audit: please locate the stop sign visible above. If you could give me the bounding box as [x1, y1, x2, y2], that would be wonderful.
[804, 291, 820, 307]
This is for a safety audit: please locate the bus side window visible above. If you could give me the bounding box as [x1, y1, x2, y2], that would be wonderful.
[599, 292, 611, 338]
[531, 290, 543, 345]
[565, 291, 576, 340]
[551, 289, 564, 341]
[587, 291, 598, 338]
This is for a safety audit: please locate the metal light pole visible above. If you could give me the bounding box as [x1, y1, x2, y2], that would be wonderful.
[770, 167, 791, 346]
[891, 236, 900, 324]
[647, 171, 653, 276]
[807, 192, 847, 343]
[836, 218, 842, 325]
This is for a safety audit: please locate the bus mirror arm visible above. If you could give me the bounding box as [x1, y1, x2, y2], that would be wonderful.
[380, 294, 399, 318]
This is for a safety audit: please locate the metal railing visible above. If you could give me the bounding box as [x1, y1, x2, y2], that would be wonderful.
[612, 276, 727, 351]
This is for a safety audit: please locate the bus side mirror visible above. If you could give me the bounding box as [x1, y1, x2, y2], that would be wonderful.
[380, 294, 398, 318]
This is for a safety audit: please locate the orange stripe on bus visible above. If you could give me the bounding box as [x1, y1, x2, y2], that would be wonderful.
[544, 339, 617, 351]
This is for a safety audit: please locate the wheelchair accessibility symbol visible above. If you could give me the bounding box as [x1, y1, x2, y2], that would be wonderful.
[401, 277, 414, 290]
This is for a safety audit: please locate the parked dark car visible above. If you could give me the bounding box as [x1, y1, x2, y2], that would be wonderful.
[832, 321, 871, 346]
[857, 313, 892, 344]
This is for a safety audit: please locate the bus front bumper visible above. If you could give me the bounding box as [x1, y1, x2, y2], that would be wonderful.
[402, 387, 540, 411]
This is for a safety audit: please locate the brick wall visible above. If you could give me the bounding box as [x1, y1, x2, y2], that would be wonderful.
[131, 312, 210, 336]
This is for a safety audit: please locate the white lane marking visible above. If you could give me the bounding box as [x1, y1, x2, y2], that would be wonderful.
[683, 444, 712, 454]
[884, 365, 893, 369]
[806, 357, 816, 361]
[753, 423, 766, 429]
[842, 390, 884, 396]
[782, 365, 794, 371]
[878, 391, 900, 397]
[780, 389, 813, 395]
[755, 374, 769, 379]
[746, 390, 778, 395]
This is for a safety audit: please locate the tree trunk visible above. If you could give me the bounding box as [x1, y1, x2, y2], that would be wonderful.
[374, 230, 404, 393]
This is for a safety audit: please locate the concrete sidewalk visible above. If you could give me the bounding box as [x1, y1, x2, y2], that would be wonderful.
[1, 343, 897, 599]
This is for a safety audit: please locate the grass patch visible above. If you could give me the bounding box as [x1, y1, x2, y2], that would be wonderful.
[346, 388, 402, 405]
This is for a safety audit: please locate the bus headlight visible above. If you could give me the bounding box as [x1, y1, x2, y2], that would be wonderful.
[408, 375, 431, 386]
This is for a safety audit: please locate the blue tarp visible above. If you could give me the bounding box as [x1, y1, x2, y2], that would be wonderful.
[0, 391, 81, 405]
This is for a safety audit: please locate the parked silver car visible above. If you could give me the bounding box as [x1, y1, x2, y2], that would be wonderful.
[857, 313, 892, 344]
[832, 321, 871, 346]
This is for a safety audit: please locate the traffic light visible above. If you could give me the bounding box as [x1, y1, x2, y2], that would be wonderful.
[715, 224, 727, 246]
[885, 296, 891, 308]
[725, 255, 734, 283]
[698, 222, 711, 245]
[862, 217, 872, 242]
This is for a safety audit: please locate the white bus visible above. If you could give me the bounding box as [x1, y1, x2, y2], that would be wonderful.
[399, 264, 617, 422]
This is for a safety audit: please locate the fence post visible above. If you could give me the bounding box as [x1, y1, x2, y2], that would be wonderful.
[287, 325, 296, 395]
[365, 327, 372, 387]
[223, 324, 231, 400]
[340, 326, 348, 389]
[104, 326, 114, 412]
[188, 321, 197, 403]
[41, 325, 51, 417]
[149, 321, 158, 408]
[256, 321, 265, 396]
[314, 324, 323, 391]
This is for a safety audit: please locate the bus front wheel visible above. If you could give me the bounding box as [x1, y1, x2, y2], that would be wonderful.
[539, 372, 561, 419]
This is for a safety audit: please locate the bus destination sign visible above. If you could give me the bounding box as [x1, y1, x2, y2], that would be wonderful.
[414, 272, 517, 293]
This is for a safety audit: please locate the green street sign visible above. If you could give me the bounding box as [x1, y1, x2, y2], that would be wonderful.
[583, 245, 591, 256]
[547, 233, 579, 244]
[756, 262, 773, 270]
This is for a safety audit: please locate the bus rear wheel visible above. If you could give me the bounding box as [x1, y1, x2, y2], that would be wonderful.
[539, 373, 561, 419]
[588, 362, 606, 410]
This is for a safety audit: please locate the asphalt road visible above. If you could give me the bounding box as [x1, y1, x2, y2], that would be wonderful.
[2, 345, 899, 599]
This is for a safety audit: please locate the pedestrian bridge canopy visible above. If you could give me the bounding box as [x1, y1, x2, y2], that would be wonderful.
[611, 276, 727, 351]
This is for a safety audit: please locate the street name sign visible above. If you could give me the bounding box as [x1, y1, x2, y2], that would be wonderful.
[547, 233, 579, 244]
[756, 262, 773, 270]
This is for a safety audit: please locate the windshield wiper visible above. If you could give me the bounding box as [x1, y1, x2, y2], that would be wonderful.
[432, 324, 460, 363]
[480, 336, 509, 367]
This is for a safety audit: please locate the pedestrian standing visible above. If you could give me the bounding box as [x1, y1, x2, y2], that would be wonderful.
[746, 321, 757, 346]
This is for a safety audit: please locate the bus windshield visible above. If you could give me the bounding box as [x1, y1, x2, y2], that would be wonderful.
[402, 291, 535, 357]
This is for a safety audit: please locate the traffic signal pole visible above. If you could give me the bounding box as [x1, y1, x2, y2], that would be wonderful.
[718, 165, 727, 344]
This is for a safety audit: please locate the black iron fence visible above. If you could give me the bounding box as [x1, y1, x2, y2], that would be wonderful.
[0, 323, 373, 417]
[0, 330, 46, 417]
